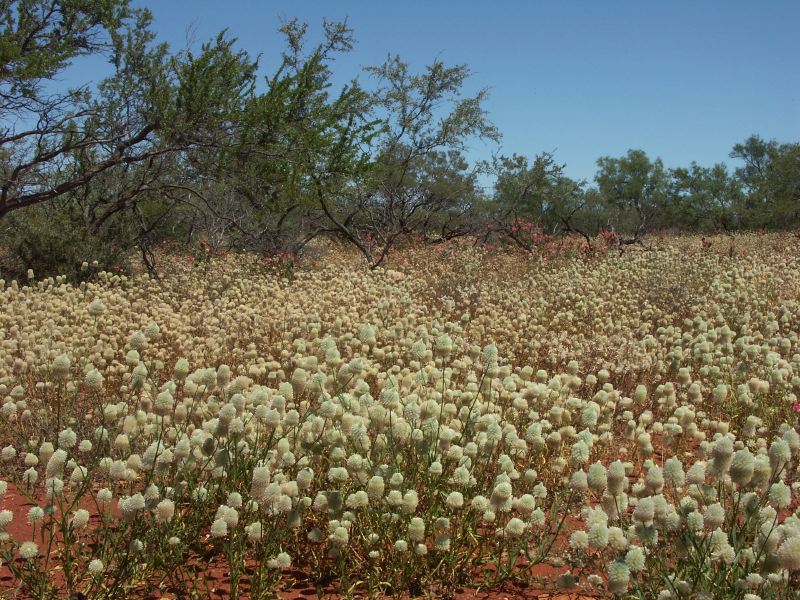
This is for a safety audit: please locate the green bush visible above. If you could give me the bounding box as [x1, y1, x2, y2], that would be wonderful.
[0, 201, 131, 282]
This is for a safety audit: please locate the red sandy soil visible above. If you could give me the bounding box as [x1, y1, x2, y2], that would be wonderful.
[1, 481, 34, 542]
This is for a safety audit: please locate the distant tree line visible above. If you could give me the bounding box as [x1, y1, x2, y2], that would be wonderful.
[1, 0, 798, 276]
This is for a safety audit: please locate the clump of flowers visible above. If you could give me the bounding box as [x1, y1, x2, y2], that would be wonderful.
[0, 237, 798, 599]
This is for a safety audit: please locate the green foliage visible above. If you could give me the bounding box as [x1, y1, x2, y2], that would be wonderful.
[1, 1, 799, 273]
[0, 0, 130, 103]
[731, 135, 800, 228]
[0, 0, 275, 274]
[491, 152, 587, 235]
[186, 19, 375, 255]
[320, 54, 498, 267]
[0, 199, 130, 280]
[668, 163, 743, 231]
[594, 150, 670, 239]
[0, 0, 140, 217]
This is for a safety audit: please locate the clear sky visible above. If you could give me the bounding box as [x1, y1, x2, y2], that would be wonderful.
[117, 1, 799, 183]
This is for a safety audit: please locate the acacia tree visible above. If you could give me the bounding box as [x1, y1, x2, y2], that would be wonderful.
[668, 163, 743, 232]
[490, 152, 589, 250]
[62, 24, 255, 270]
[314, 55, 499, 268]
[184, 19, 375, 256]
[0, 0, 138, 217]
[0, 0, 259, 275]
[730, 135, 800, 228]
[0, 0, 256, 218]
[594, 149, 669, 248]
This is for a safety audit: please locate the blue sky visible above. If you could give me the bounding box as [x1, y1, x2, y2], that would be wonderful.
[105, 1, 800, 182]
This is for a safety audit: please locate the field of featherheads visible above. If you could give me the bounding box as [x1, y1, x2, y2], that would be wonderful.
[1, 233, 800, 599]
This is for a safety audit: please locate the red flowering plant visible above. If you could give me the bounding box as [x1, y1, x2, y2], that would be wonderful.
[262, 251, 297, 280]
[496, 218, 555, 255]
[599, 230, 618, 246]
